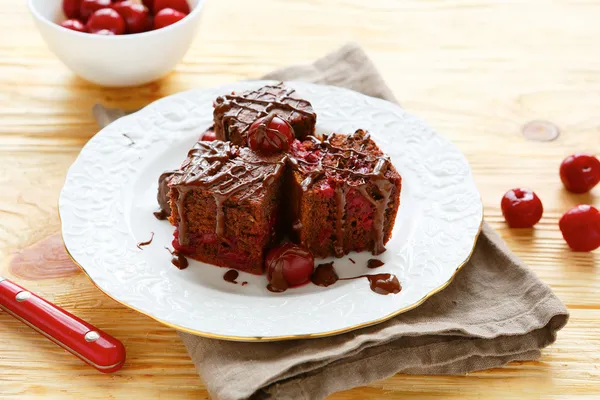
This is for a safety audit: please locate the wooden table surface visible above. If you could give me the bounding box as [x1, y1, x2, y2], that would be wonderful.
[1, 0, 599, 398]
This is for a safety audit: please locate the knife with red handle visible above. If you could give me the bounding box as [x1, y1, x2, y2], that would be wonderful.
[0, 275, 126, 373]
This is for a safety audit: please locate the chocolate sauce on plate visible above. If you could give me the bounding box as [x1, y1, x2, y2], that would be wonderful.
[223, 269, 239, 284]
[136, 232, 154, 250]
[311, 262, 339, 287]
[166, 247, 188, 270]
[153, 210, 168, 220]
[171, 253, 188, 270]
[311, 262, 401, 295]
[367, 259, 385, 269]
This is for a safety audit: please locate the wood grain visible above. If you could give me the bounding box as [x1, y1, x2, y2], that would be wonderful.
[1, 0, 599, 398]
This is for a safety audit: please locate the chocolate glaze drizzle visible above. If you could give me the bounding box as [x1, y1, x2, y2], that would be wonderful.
[267, 264, 288, 293]
[367, 259, 385, 269]
[223, 269, 239, 284]
[290, 130, 396, 256]
[136, 232, 154, 250]
[311, 262, 401, 295]
[214, 83, 316, 144]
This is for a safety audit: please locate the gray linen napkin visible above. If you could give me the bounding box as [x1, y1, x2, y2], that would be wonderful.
[94, 43, 569, 400]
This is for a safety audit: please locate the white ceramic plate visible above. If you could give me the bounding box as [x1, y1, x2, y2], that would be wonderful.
[59, 81, 483, 341]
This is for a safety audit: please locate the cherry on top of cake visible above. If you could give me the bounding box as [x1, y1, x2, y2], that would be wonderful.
[168, 140, 286, 200]
[213, 82, 317, 146]
[289, 129, 399, 190]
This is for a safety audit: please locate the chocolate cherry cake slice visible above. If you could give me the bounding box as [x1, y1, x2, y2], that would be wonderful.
[168, 140, 286, 275]
[213, 83, 316, 146]
[288, 129, 402, 258]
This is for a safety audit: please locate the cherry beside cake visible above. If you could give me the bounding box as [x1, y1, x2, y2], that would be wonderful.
[159, 82, 402, 278]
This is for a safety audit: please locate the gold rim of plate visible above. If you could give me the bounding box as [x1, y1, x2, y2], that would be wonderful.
[58, 207, 484, 342]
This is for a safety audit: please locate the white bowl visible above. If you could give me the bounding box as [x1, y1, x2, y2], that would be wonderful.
[28, 0, 205, 87]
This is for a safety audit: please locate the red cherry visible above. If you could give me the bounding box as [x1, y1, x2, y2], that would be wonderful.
[501, 188, 543, 228]
[153, 0, 190, 14]
[153, 8, 186, 29]
[559, 154, 600, 194]
[60, 19, 87, 32]
[80, 0, 112, 21]
[112, 1, 149, 33]
[559, 205, 600, 252]
[247, 115, 294, 155]
[266, 243, 314, 287]
[63, 0, 82, 19]
[201, 130, 217, 141]
[86, 8, 126, 35]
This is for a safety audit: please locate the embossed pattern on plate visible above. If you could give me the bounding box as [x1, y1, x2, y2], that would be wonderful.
[59, 81, 483, 341]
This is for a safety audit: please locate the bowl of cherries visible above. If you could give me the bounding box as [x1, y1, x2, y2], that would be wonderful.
[28, 0, 205, 86]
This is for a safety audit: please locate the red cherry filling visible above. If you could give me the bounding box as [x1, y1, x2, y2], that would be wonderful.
[171, 229, 194, 254]
[153, 7, 187, 29]
[199, 233, 218, 244]
[317, 180, 335, 199]
[79, 0, 112, 21]
[318, 227, 333, 245]
[266, 243, 314, 289]
[559, 154, 600, 194]
[247, 115, 294, 155]
[346, 189, 374, 230]
[60, 19, 86, 32]
[112, 1, 149, 34]
[63, 0, 82, 19]
[221, 250, 250, 269]
[501, 188, 543, 228]
[559, 205, 600, 252]
[153, 0, 190, 14]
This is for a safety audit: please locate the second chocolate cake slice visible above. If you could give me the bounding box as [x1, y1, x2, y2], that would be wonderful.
[168, 141, 286, 274]
[288, 129, 402, 258]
